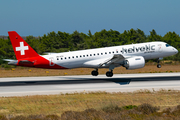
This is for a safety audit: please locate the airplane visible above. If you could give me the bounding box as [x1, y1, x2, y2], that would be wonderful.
[4, 31, 178, 77]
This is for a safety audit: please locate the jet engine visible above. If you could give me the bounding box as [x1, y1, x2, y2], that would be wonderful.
[123, 56, 145, 70]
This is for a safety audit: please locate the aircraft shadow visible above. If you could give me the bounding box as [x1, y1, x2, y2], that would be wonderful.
[0, 76, 180, 86]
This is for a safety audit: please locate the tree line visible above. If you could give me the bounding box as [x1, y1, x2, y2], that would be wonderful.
[0, 28, 180, 65]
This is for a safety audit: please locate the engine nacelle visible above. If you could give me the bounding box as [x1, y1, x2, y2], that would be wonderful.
[123, 56, 145, 70]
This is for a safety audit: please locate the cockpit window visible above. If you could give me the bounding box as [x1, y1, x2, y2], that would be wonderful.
[166, 44, 171, 47]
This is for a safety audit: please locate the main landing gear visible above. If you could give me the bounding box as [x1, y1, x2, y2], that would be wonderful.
[91, 68, 114, 77]
[106, 65, 114, 77]
[157, 59, 161, 68]
[91, 69, 99, 76]
[106, 70, 113, 77]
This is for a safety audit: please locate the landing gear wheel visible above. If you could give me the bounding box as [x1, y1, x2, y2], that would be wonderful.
[91, 70, 99, 76]
[106, 71, 113, 77]
[157, 64, 161, 68]
[157, 59, 161, 68]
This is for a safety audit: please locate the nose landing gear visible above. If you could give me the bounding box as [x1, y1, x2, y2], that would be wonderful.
[157, 64, 161, 68]
[157, 59, 161, 68]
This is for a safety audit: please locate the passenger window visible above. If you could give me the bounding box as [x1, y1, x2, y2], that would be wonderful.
[116, 51, 118, 53]
[83, 55, 85, 57]
[112, 51, 114, 53]
[105, 52, 107, 54]
[69, 57, 70, 59]
[61, 58, 63, 60]
[109, 52, 111, 54]
[76, 56, 78, 58]
[90, 54, 92, 56]
[94, 54, 95, 56]
[101, 53, 103, 55]
[80, 55, 82, 57]
[72, 56, 74, 58]
[65, 57, 66, 59]
[97, 53, 99, 55]
[87, 55, 88, 57]
[57, 57, 59, 60]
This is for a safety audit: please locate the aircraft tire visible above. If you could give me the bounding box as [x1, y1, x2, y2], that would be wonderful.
[157, 64, 161, 68]
[106, 71, 113, 77]
[91, 70, 98, 76]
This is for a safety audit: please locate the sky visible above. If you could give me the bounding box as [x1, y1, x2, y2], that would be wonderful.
[0, 0, 180, 36]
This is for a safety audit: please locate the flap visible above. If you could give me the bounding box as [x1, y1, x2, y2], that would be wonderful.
[99, 54, 126, 67]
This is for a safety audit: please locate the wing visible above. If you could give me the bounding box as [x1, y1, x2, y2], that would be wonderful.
[99, 54, 127, 67]
[82, 54, 129, 68]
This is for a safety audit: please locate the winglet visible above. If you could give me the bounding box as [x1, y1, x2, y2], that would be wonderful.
[8, 31, 39, 60]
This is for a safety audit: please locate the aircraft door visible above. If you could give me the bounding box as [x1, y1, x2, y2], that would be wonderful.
[49, 57, 55, 66]
[158, 44, 163, 52]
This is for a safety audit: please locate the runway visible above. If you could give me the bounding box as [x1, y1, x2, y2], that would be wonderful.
[0, 73, 180, 97]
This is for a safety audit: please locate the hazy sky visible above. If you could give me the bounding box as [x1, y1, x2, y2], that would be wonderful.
[0, 0, 180, 36]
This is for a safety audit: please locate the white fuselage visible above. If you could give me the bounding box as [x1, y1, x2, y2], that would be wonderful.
[41, 41, 178, 69]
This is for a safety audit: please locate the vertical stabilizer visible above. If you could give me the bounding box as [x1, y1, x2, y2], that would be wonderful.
[8, 31, 39, 60]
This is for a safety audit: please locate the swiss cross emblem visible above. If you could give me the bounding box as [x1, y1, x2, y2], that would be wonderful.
[15, 42, 29, 55]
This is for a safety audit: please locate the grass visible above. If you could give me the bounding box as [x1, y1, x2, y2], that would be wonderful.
[0, 64, 180, 78]
[0, 90, 180, 119]
[0, 104, 179, 119]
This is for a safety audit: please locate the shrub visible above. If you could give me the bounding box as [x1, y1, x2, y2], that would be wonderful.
[136, 103, 159, 115]
[102, 104, 122, 113]
[27, 115, 45, 120]
[123, 105, 137, 110]
[10, 115, 27, 120]
[170, 105, 180, 116]
[45, 114, 60, 120]
[0, 115, 8, 120]
[1, 64, 15, 69]
[61, 109, 102, 120]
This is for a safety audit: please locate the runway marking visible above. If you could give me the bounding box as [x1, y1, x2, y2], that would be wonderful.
[0, 73, 180, 97]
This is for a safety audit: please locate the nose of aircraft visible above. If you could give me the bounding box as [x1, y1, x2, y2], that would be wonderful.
[174, 48, 178, 54]
[176, 48, 178, 53]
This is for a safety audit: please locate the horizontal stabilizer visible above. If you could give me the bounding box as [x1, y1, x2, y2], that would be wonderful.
[3, 59, 18, 65]
[3, 59, 34, 66]
[3, 59, 17, 62]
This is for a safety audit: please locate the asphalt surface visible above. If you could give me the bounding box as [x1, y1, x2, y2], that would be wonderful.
[0, 73, 180, 97]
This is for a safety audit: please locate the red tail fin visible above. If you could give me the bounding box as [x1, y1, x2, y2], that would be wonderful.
[8, 31, 39, 60]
